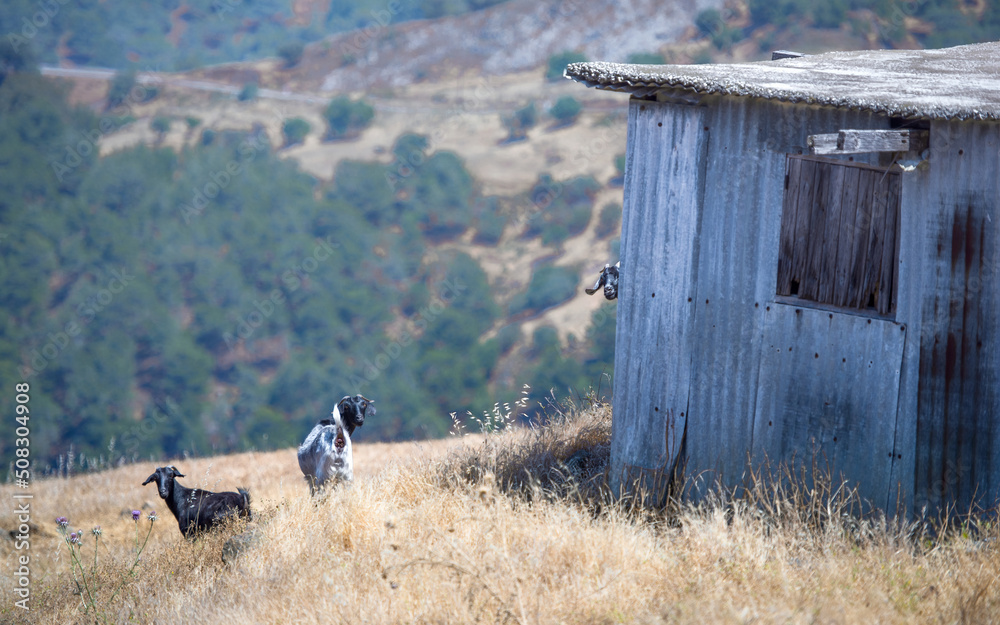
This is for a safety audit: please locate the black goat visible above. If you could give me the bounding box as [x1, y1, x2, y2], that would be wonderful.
[142, 466, 251, 538]
[335, 394, 375, 436]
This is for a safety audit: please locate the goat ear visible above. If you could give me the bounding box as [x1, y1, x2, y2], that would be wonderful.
[142, 472, 157, 485]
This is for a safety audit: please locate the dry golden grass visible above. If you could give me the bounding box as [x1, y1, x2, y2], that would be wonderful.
[2, 403, 998, 624]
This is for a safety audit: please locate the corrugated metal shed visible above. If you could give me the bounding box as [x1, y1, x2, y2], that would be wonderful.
[566, 42, 1000, 121]
[568, 43, 1000, 515]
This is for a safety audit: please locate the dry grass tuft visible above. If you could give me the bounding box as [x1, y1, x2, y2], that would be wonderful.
[2, 401, 999, 624]
[444, 396, 612, 506]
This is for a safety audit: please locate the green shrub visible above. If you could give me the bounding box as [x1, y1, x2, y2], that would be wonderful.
[323, 95, 374, 139]
[626, 52, 665, 64]
[595, 202, 621, 238]
[277, 41, 305, 68]
[549, 96, 582, 124]
[106, 70, 136, 110]
[473, 196, 506, 245]
[151, 116, 171, 135]
[546, 50, 587, 81]
[695, 8, 741, 50]
[509, 264, 579, 316]
[503, 102, 536, 141]
[237, 82, 258, 102]
[495, 324, 521, 355]
[695, 9, 725, 37]
[523, 174, 599, 244]
[282, 117, 311, 147]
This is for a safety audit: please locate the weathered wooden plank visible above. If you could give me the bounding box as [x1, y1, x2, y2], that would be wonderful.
[817, 162, 846, 304]
[861, 172, 889, 310]
[878, 172, 901, 315]
[776, 157, 803, 295]
[833, 166, 862, 307]
[808, 129, 930, 154]
[752, 304, 905, 510]
[789, 158, 817, 297]
[802, 159, 831, 301]
[807, 133, 840, 154]
[848, 169, 878, 308]
[839, 129, 929, 153]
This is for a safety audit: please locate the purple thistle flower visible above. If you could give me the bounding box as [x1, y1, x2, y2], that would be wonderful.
[131, 510, 141, 522]
[147, 511, 157, 522]
[69, 532, 80, 545]
[56, 516, 68, 528]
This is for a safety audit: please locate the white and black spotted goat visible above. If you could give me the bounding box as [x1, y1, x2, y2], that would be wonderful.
[142, 466, 251, 538]
[585, 261, 620, 300]
[297, 395, 375, 495]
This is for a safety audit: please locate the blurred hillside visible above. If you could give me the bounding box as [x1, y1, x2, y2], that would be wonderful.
[2, 0, 999, 471]
[0, 0, 516, 71]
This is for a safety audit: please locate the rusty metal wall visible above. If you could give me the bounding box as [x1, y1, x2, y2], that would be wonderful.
[900, 120, 1000, 515]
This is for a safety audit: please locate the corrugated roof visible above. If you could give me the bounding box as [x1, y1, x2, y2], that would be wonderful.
[565, 42, 1000, 121]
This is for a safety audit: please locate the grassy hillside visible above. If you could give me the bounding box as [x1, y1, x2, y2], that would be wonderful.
[0, 63, 621, 469]
[7, 0, 1000, 480]
[1, 403, 998, 624]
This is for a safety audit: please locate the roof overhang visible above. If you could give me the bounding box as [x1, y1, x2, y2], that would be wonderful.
[565, 42, 1000, 121]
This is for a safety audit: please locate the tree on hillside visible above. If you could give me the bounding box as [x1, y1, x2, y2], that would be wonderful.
[502, 102, 536, 142]
[508, 264, 579, 316]
[595, 202, 621, 238]
[323, 95, 375, 140]
[238, 82, 258, 102]
[626, 52, 665, 64]
[278, 41, 305, 68]
[549, 96, 582, 126]
[106, 70, 137, 110]
[282, 117, 311, 147]
[696, 9, 742, 50]
[151, 116, 171, 143]
[0, 39, 38, 81]
[546, 50, 587, 81]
